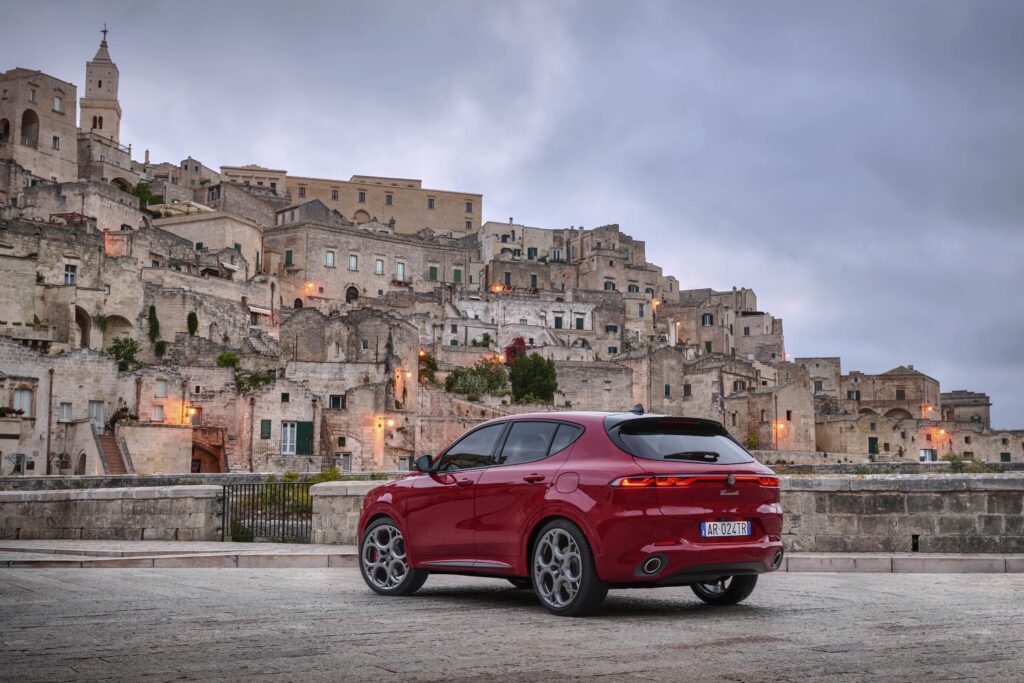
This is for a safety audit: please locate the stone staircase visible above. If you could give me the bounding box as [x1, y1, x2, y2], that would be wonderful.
[97, 434, 127, 475]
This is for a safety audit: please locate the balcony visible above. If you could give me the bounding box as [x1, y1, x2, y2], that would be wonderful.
[20, 136, 38, 149]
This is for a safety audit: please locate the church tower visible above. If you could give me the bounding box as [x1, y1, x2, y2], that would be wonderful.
[79, 25, 122, 143]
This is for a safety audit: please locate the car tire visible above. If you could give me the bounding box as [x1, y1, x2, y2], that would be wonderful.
[507, 577, 532, 589]
[690, 575, 758, 605]
[359, 516, 428, 596]
[531, 519, 608, 616]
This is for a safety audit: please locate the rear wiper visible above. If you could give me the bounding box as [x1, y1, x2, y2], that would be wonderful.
[663, 451, 719, 462]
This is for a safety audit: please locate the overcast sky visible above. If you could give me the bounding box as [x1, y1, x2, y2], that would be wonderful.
[5, 1, 1023, 427]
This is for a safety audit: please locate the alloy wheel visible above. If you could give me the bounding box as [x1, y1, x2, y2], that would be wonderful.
[533, 528, 583, 608]
[361, 523, 408, 590]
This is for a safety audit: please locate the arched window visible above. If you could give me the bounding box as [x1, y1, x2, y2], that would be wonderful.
[20, 109, 39, 147]
[92, 115, 97, 129]
[701, 313, 714, 327]
[345, 286, 359, 303]
[98, 116, 103, 130]
[293, 298, 303, 309]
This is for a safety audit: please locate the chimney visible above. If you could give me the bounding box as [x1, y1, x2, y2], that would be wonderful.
[144, 149, 150, 165]
[509, 216, 513, 224]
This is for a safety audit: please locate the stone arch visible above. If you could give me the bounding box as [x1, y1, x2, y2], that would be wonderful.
[293, 298, 303, 309]
[0, 118, 9, 143]
[102, 315, 133, 349]
[208, 321, 219, 340]
[74, 451, 87, 475]
[884, 408, 913, 419]
[858, 407, 878, 416]
[345, 286, 359, 304]
[353, 210, 370, 224]
[110, 177, 132, 192]
[74, 306, 91, 349]
[20, 109, 39, 147]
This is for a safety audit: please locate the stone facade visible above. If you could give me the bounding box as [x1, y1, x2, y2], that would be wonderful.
[0, 69, 79, 185]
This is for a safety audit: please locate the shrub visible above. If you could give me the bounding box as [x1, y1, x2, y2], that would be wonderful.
[216, 351, 240, 369]
[106, 336, 143, 371]
[418, 352, 438, 384]
[509, 352, 557, 403]
[745, 431, 760, 450]
[187, 311, 199, 336]
[445, 357, 508, 397]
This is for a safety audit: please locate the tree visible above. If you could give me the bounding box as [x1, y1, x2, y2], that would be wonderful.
[444, 357, 509, 397]
[106, 336, 142, 371]
[147, 305, 160, 343]
[132, 183, 164, 217]
[216, 351, 240, 369]
[504, 336, 527, 365]
[187, 311, 199, 336]
[509, 353, 557, 403]
[418, 352, 438, 384]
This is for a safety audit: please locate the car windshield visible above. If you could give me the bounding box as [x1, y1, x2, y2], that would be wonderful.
[611, 419, 754, 464]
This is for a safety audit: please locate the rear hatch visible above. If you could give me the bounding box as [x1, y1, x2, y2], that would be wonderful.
[606, 416, 779, 542]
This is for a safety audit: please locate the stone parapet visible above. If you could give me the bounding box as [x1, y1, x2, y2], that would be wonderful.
[0, 485, 222, 541]
[309, 481, 382, 545]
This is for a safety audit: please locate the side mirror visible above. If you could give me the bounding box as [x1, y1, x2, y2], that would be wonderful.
[415, 454, 433, 473]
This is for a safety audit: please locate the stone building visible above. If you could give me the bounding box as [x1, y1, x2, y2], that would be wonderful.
[154, 210, 264, 279]
[941, 390, 992, 428]
[18, 180, 144, 232]
[839, 365, 941, 419]
[0, 68, 79, 185]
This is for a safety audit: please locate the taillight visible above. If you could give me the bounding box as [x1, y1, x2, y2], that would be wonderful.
[612, 474, 780, 487]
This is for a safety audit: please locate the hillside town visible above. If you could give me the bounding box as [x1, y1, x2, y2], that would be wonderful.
[1, 33, 1021, 478]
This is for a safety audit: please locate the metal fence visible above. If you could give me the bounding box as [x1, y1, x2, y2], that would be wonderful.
[222, 482, 312, 543]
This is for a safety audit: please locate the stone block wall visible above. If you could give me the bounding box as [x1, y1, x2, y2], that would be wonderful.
[0, 485, 222, 540]
[783, 474, 1024, 553]
[310, 481, 382, 544]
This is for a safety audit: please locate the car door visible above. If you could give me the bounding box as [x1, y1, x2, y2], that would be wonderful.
[474, 421, 584, 568]
[404, 422, 507, 567]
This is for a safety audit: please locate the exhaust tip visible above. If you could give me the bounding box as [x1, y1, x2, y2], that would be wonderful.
[771, 550, 784, 569]
[641, 556, 663, 575]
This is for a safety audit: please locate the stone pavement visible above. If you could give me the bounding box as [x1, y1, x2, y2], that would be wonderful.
[2, 540, 1024, 572]
[1, 568, 1022, 681]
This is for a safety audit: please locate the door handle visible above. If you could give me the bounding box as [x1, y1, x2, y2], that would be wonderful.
[523, 474, 545, 483]
[456, 477, 474, 487]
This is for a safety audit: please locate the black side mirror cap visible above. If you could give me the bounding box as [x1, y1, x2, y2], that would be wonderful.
[415, 454, 433, 473]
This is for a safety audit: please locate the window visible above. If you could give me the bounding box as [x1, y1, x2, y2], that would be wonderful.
[450, 324, 458, 334]
[896, 388, 906, 401]
[385, 194, 393, 206]
[574, 317, 583, 331]
[358, 191, 366, 203]
[348, 254, 358, 271]
[519, 319, 528, 325]
[331, 189, 339, 200]
[329, 394, 345, 410]
[704, 341, 713, 353]
[554, 316, 563, 330]
[503, 272, 511, 286]
[337, 436, 347, 447]
[743, 326, 750, 336]
[551, 249, 561, 261]
[154, 380, 167, 397]
[1001, 437, 1009, 446]
[683, 383, 692, 398]
[281, 392, 290, 403]
[466, 220, 472, 230]
[375, 258, 384, 275]
[604, 381, 612, 391]
[453, 268, 462, 284]
[527, 247, 538, 260]
[59, 195, 66, 205]
[701, 313, 714, 326]
[645, 287, 654, 296]
[965, 436, 972, 445]
[64, 264, 77, 285]
[325, 250, 336, 267]
[760, 410, 767, 423]
[530, 274, 538, 288]
[613, 419, 754, 464]
[605, 324, 618, 333]
[298, 187, 306, 198]
[233, 242, 241, 253]
[361, 339, 369, 350]
[6, 385, 33, 417]
[285, 250, 293, 266]
[29, 88, 37, 103]
[465, 201, 473, 213]
[813, 380, 823, 392]
[628, 284, 640, 293]
[427, 197, 435, 209]
[153, 405, 164, 422]
[638, 304, 645, 318]
[428, 266, 438, 281]
[51, 135, 60, 150]
[450, 339, 458, 346]
[499, 421, 560, 465]
[786, 410, 792, 421]
[435, 423, 505, 470]
[603, 281, 616, 291]
[608, 346, 618, 355]
[260, 420, 272, 439]
[59, 402, 72, 422]
[1001, 453, 1012, 463]
[847, 390, 861, 400]
[281, 421, 297, 454]
[664, 384, 671, 398]
[396, 262, 406, 281]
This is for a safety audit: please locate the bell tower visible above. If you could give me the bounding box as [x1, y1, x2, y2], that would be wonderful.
[80, 25, 122, 143]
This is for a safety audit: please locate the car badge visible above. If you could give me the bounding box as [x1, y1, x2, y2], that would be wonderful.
[726, 474, 736, 487]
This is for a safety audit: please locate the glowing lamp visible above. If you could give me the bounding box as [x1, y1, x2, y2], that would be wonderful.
[387, 419, 395, 428]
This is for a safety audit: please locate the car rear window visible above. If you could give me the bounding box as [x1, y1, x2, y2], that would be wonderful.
[609, 418, 754, 464]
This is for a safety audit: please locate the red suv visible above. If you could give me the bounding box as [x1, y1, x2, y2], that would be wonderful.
[358, 407, 784, 616]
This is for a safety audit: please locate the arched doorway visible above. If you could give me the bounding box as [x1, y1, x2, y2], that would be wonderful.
[293, 298, 303, 309]
[102, 315, 133, 349]
[111, 177, 133, 192]
[20, 109, 39, 147]
[0, 118, 10, 143]
[345, 286, 359, 303]
[884, 408, 913, 419]
[208, 321, 219, 340]
[74, 451, 87, 475]
[353, 210, 370, 223]
[74, 306, 91, 349]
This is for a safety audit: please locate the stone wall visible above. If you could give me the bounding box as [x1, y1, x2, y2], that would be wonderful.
[117, 423, 192, 474]
[0, 485, 222, 540]
[309, 481, 381, 544]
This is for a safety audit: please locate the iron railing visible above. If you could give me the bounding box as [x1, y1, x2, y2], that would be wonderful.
[222, 482, 312, 543]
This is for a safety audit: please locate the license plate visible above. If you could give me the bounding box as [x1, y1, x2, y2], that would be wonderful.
[701, 521, 751, 537]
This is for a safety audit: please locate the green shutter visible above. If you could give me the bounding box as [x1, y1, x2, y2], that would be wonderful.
[296, 421, 314, 455]
[260, 419, 271, 439]
[428, 266, 438, 281]
[285, 249, 293, 266]
[453, 269, 462, 283]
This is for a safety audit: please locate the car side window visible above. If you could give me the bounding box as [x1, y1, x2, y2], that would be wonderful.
[549, 423, 584, 455]
[435, 424, 506, 471]
[499, 421, 559, 466]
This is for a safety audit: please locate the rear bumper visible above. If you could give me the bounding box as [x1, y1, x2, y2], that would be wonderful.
[596, 537, 784, 586]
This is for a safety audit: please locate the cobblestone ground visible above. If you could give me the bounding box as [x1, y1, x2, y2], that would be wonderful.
[1, 569, 1022, 682]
